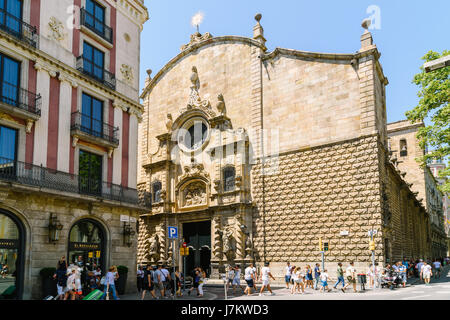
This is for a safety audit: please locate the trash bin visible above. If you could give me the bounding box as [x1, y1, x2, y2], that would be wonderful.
[357, 273, 367, 291]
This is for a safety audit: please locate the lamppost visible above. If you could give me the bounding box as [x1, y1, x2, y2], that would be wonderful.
[423, 55, 450, 73]
[48, 213, 63, 243]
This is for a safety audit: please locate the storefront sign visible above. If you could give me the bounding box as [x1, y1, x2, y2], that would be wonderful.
[0, 239, 19, 249]
[69, 242, 101, 251]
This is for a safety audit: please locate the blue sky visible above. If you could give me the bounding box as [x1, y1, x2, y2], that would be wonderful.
[140, 0, 449, 123]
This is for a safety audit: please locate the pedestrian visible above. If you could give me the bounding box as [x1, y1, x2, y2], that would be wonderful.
[137, 265, 144, 295]
[433, 259, 442, 279]
[173, 267, 183, 297]
[244, 263, 256, 296]
[291, 267, 304, 294]
[319, 269, 332, 293]
[313, 263, 321, 290]
[366, 264, 374, 289]
[141, 265, 157, 300]
[305, 265, 313, 289]
[421, 262, 432, 285]
[154, 265, 166, 298]
[226, 265, 235, 292]
[54, 256, 68, 300]
[284, 262, 292, 289]
[100, 266, 119, 300]
[258, 262, 276, 296]
[64, 268, 77, 300]
[197, 267, 206, 298]
[251, 264, 258, 292]
[333, 262, 345, 292]
[232, 265, 244, 294]
[161, 265, 172, 297]
[416, 259, 424, 282]
[188, 267, 200, 296]
[343, 261, 357, 293]
[402, 258, 409, 279]
[397, 261, 407, 288]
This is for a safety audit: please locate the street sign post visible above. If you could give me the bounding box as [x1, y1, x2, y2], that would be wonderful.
[167, 227, 178, 299]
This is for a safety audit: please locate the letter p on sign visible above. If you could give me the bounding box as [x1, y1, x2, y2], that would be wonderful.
[168, 226, 178, 239]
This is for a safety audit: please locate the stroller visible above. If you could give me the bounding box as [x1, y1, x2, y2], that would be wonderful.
[380, 269, 402, 290]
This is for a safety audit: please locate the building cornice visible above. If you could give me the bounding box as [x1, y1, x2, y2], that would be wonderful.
[0, 30, 144, 115]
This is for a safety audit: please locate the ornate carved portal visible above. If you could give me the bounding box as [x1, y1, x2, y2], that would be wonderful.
[182, 181, 207, 208]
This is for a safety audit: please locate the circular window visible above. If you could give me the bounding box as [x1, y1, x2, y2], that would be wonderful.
[178, 118, 209, 152]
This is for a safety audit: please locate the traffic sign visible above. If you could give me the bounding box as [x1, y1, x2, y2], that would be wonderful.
[168, 226, 178, 239]
[182, 242, 187, 248]
[180, 247, 189, 256]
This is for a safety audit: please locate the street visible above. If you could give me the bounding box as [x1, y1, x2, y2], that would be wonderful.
[122, 267, 450, 301]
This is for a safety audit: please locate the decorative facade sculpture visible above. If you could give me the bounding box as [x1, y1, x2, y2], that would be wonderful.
[48, 17, 65, 41]
[180, 32, 213, 51]
[165, 113, 173, 132]
[120, 64, 134, 84]
[182, 181, 207, 207]
[216, 94, 226, 116]
[222, 226, 235, 261]
[148, 234, 159, 263]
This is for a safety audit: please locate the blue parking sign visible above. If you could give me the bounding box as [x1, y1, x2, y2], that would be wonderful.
[168, 226, 178, 239]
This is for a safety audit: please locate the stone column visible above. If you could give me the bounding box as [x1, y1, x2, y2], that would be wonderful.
[33, 62, 54, 167]
[112, 100, 125, 185]
[57, 74, 76, 172]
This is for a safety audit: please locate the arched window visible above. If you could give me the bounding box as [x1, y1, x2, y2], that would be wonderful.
[400, 139, 407, 157]
[223, 167, 235, 192]
[153, 181, 162, 203]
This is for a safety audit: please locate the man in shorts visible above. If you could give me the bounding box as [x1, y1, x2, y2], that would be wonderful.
[343, 261, 357, 293]
[232, 265, 244, 294]
[433, 259, 442, 279]
[285, 262, 292, 289]
[259, 262, 276, 296]
[226, 265, 235, 292]
[397, 261, 407, 288]
[244, 263, 256, 296]
[153, 265, 165, 298]
[421, 261, 432, 284]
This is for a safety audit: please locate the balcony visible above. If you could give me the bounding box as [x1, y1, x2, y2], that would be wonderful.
[0, 157, 144, 206]
[80, 8, 113, 45]
[76, 56, 116, 90]
[0, 81, 41, 121]
[71, 111, 119, 149]
[0, 9, 39, 48]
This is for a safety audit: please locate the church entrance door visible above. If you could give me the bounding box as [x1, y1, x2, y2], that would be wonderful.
[183, 220, 211, 278]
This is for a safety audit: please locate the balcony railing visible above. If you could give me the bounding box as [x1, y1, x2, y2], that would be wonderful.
[0, 157, 144, 206]
[0, 81, 41, 116]
[71, 111, 119, 145]
[80, 8, 113, 44]
[76, 56, 116, 90]
[0, 9, 39, 48]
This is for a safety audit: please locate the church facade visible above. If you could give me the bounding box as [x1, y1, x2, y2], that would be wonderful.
[137, 15, 432, 278]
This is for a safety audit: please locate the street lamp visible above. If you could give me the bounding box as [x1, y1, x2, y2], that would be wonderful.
[123, 222, 135, 247]
[423, 55, 450, 73]
[48, 213, 63, 243]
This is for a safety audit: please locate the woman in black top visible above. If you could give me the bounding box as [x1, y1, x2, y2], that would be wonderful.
[57, 256, 68, 272]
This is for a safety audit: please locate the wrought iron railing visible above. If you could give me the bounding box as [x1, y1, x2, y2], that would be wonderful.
[0, 81, 41, 116]
[0, 157, 143, 206]
[0, 9, 39, 48]
[71, 111, 119, 145]
[76, 56, 116, 90]
[80, 8, 113, 44]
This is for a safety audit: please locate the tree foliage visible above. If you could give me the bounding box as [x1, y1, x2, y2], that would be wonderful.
[406, 50, 449, 193]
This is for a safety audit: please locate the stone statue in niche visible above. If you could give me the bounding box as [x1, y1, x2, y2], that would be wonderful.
[148, 234, 160, 263]
[183, 182, 206, 207]
[245, 234, 253, 259]
[216, 94, 226, 116]
[167, 241, 173, 265]
[222, 226, 235, 261]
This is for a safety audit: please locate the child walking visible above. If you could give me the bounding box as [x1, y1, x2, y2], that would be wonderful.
[319, 269, 332, 293]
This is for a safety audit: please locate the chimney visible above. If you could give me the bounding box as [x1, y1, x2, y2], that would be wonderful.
[360, 19, 375, 51]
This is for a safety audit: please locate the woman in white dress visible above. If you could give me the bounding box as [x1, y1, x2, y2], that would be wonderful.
[366, 264, 374, 289]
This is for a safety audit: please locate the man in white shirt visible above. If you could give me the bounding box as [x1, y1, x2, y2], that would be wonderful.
[259, 262, 276, 296]
[285, 262, 292, 289]
[421, 262, 433, 284]
[343, 261, 357, 293]
[244, 263, 256, 296]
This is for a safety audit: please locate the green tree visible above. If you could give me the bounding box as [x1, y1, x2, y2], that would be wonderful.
[406, 50, 449, 193]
